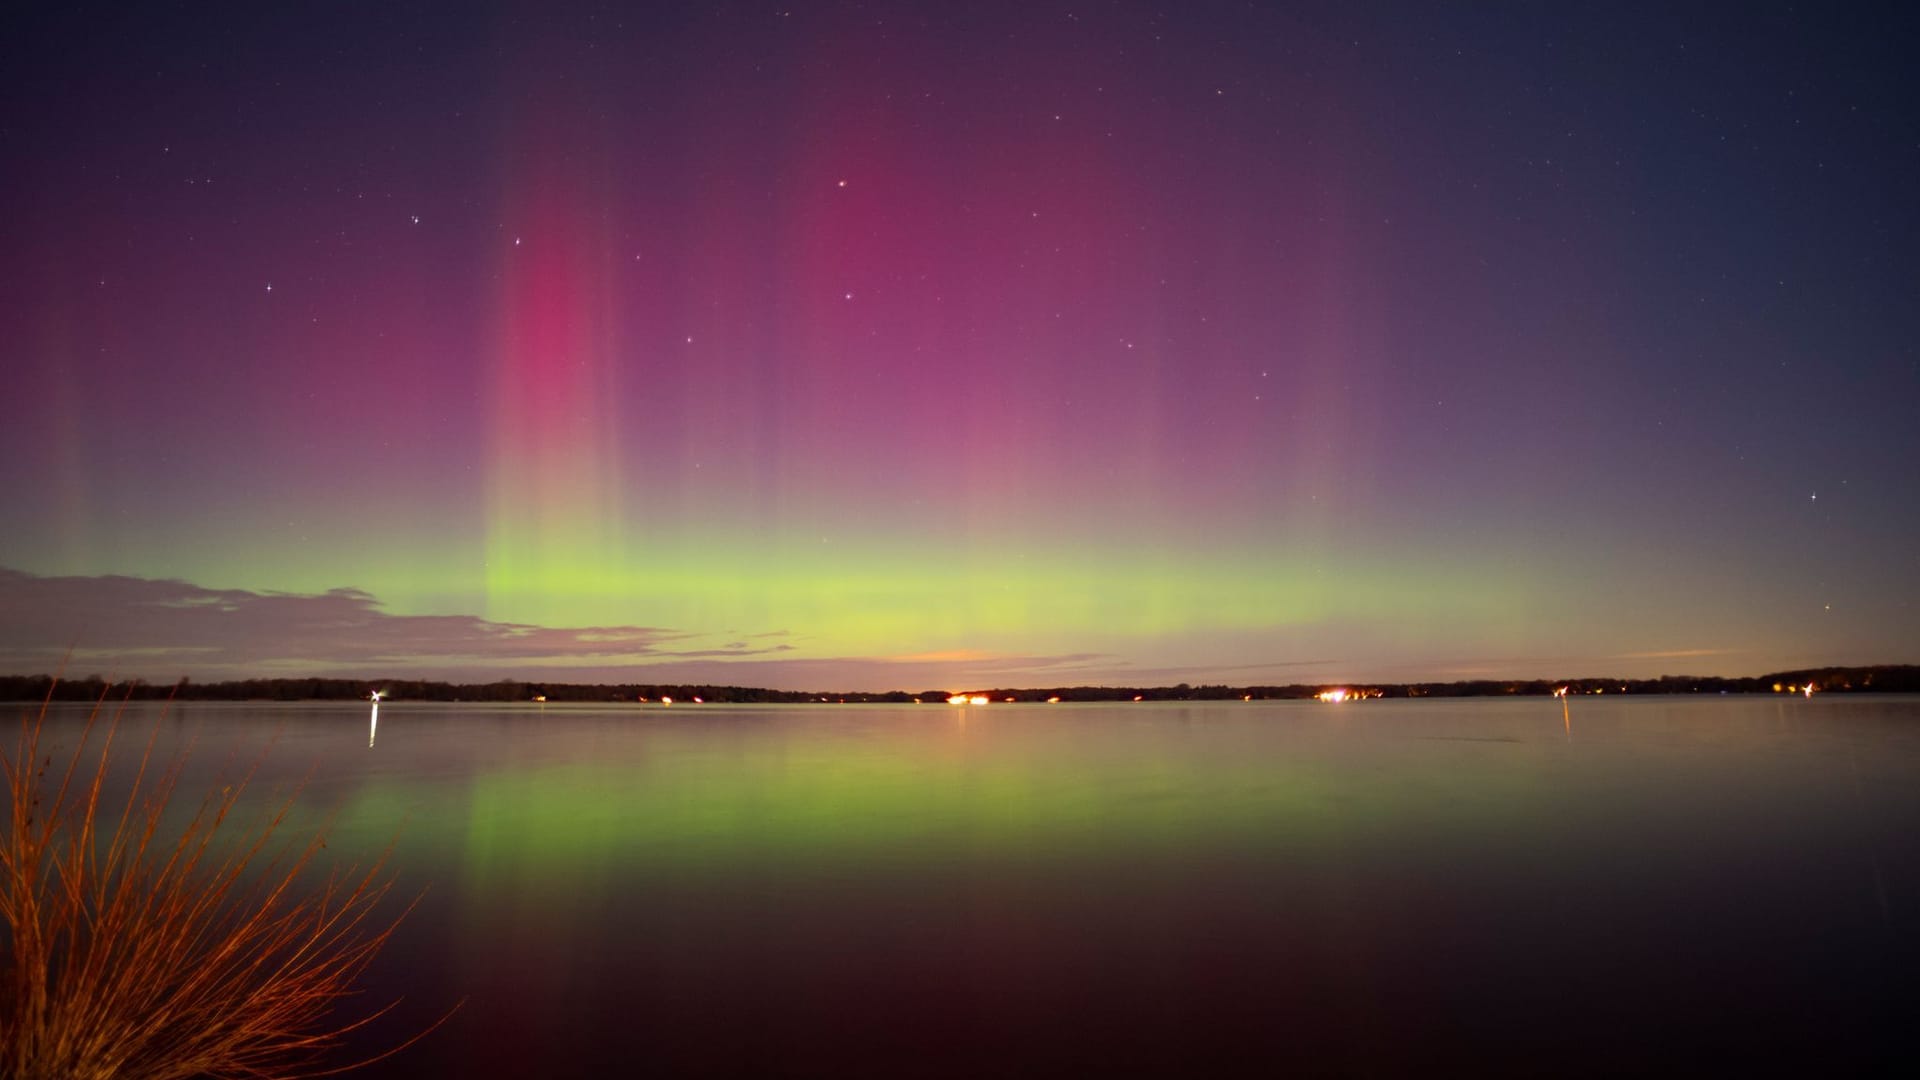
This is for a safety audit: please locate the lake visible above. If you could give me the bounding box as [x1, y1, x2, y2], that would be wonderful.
[25, 696, 1920, 1076]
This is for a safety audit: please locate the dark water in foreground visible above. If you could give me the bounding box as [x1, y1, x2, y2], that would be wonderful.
[31, 697, 1920, 1076]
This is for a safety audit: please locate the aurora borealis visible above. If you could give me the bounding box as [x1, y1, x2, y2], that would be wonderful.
[3, 2, 1916, 688]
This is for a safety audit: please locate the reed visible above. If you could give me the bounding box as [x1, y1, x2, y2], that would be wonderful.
[1, 691, 433, 1079]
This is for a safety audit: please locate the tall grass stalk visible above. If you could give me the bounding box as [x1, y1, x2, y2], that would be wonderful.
[1, 690, 433, 1079]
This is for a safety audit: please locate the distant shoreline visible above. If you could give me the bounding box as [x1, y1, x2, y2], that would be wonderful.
[5, 665, 1916, 704]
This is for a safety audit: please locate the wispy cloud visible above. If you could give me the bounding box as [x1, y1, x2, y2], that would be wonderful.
[0, 568, 753, 677]
[875, 650, 1112, 675]
[0, 569, 1100, 690]
[1608, 647, 1742, 661]
[1409, 646, 1748, 681]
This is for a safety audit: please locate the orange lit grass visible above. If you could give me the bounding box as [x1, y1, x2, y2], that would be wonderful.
[1, 694, 439, 1079]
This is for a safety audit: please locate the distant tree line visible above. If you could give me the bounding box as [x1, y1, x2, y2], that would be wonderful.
[968, 667, 1920, 701]
[3, 665, 1917, 704]
[0, 676, 855, 704]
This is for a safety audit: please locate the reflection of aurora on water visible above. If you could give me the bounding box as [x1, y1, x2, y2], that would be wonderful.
[32, 696, 1920, 1078]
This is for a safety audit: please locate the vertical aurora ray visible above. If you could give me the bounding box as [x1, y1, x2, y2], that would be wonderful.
[483, 96, 628, 626]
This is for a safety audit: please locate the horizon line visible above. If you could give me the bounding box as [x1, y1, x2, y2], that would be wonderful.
[6, 662, 1914, 701]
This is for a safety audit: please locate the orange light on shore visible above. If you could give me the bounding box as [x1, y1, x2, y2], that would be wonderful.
[1317, 688, 1350, 703]
[946, 694, 968, 705]
[1046, 696, 1061, 704]
[970, 695, 990, 706]
[661, 696, 673, 705]
[1552, 686, 1569, 698]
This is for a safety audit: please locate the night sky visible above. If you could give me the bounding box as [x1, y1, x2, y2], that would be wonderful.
[3, 2, 1916, 689]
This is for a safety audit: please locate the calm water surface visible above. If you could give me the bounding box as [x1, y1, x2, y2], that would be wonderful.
[34, 697, 1920, 1076]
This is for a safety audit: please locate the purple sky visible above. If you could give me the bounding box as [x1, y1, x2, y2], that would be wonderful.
[3, 2, 1916, 689]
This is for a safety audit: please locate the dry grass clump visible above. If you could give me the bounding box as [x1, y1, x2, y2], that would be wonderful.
[1, 692, 433, 1079]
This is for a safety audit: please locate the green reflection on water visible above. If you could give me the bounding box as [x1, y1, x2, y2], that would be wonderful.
[313, 710, 1565, 899]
